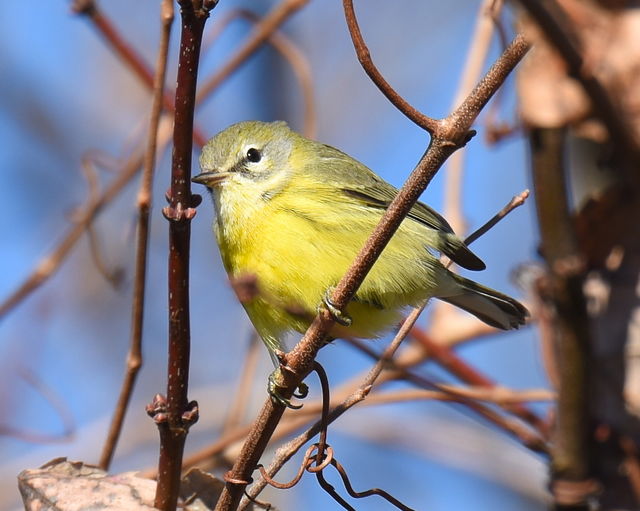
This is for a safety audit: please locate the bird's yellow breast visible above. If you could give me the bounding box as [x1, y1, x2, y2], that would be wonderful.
[211, 172, 442, 342]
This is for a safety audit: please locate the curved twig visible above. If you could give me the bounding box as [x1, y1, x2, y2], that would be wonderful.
[342, 0, 438, 133]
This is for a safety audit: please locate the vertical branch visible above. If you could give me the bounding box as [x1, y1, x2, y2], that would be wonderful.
[530, 127, 593, 509]
[98, 0, 174, 471]
[154, 1, 216, 509]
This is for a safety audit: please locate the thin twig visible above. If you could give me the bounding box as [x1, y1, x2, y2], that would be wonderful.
[464, 189, 530, 245]
[196, 0, 309, 105]
[364, 386, 555, 405]
[218, 34, 531, 511]
[203, 8, 316, 138]
[342, 0, 438, 133]
[85, 224, 124, 287]
[79, 154, 124, 287]
[443, 0, 502, 234]
[153, 1, 215, 509]
[98, 0, 174, 471]
[222, 331, 262, 434]
[0, 368, 75, 444]
[72, 0, 208, 147]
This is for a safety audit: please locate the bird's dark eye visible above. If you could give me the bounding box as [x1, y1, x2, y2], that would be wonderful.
[246, 148, 262, 163]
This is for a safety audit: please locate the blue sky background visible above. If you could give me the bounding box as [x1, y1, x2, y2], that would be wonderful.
[0, 1, 549, 509]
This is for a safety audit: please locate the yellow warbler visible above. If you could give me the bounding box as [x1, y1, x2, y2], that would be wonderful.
[193, 121, 527, 358]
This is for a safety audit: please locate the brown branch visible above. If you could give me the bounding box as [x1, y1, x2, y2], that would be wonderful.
[464, 189, 530, 245]
[342, 0, 439, 133]
[72, 0, 208, 148]
[530, 127, 593, 508]
[216, 33, 531, 511]
[516, 0, 639, 176]
[222, 331, 261, 434]
[443, 0, 503, 233]
[0, 140, 153, 320]
[368, 386, 554, 405]
[239, 300, 427, 509]
[410, 323, 547, 434]
[153, 1, 215, 509]
[99, 0, 174, 472]
[196, 0, 309, 105]
[205, 8, 316, 139]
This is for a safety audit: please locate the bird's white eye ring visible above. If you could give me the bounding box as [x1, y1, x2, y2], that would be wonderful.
[246, 147, 262, 163]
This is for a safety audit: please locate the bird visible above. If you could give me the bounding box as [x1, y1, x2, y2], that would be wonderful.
[192, 120, 528, 362]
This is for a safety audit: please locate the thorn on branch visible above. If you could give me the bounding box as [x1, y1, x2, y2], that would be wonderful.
[181, 400, 200, 426]
[146, 394, 200, 430]
[146, 394, 169, 424]
[162, 192, 201, 222]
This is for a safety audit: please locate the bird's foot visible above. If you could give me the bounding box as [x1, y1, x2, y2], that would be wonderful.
[321, 288, 352, 327]
[267, 370, 308, 409]
[267, 351, 309, 409]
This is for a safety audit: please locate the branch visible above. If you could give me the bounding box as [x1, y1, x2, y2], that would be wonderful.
[204, 8, 316, 138]
[72, 0, 208, 147]
[153, 1, 215, 509]
[342, 0, 438, 133]
[442, 0, 503, 234]
[530, 127, 593, 508]
[196, 0, 309, 105]
[517, 0, 639, 175]
[215, 33, 531, 511]
[98, 0, 174, 471]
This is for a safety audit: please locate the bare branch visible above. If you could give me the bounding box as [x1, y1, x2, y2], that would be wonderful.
[72, 0, 208, 147]
[530, 126, 593, 505]
[444, 0, 503, 233]
[196, 0, 309, 105]
[99, 0, 174, 472]
[342, 0, 439, 133]
[203, 8, 316, 139]
[153, 1, 215, 509]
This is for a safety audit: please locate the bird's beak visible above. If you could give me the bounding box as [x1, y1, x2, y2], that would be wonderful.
[191, 170, 231, 187]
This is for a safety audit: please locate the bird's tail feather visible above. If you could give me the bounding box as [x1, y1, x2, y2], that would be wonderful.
[439, 275, 528, 330]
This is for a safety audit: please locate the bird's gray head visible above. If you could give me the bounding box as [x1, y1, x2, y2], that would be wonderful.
[193, 120, 294, 190]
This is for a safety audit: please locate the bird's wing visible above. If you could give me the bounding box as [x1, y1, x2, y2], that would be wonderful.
[313, 143, 454, 233]
[309, 143, 485, 271]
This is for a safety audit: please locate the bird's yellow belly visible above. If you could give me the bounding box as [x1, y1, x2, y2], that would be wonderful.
[215, 199, 437, 345]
